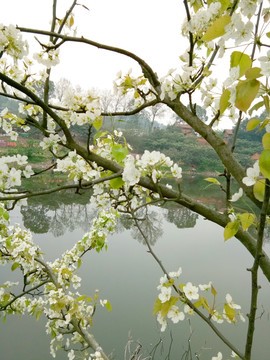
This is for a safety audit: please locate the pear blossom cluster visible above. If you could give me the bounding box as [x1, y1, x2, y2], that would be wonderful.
[160, 67, 194, 101]
[55, 89, 102, 128]
[182, 2, 222, 38]
[55, 151, 100, 182]
[0, 154, 34, 191]
[0, 107, 30, 139]
[33, 42, 60, 68]
[0, 24, 28, 59]
[154, 268, 245, 333]
[123, 150, 182, 187]
[114, 69, 155, 107]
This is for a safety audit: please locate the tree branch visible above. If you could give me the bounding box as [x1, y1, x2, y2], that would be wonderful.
[245, 178, 270, 359]
[17, 27, 161, 90]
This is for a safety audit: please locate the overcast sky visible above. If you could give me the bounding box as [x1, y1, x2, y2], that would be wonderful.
[0, 0, 185, 91]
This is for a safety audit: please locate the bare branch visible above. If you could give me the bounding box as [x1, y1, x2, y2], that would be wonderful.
[17, 27, 160, 90]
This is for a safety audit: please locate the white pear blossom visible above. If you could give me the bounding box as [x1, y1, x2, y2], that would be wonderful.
[225, 294, 241, 310]
[157, 311, 167, 332]
[184, 304, 194, 315]
[167, 305, 185, 323]
[183, 282, 199, 300]
[157, 274, 168, 290]
[230, 188, 243, 202]
[169, 267, 182, 278]
[171, 163, 182, 178]
[242, 161, 260, 186]
[199, 281, 212, 291]
[67, 349, 75, 360]
[122, 155, 141, 186]
[212, 352, 222, 360]
[158, 286, 172, 303]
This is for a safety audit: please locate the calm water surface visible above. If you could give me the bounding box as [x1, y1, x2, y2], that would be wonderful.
[1, 179, 270, 360]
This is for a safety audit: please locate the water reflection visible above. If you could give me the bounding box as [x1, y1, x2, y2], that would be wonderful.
[20, 191, 95, 236]
[1, 186, 270, 360]
[21, 190, 200, 246]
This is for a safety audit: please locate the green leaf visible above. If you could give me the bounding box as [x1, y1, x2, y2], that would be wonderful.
[110, 177, 124, 189]
[224, 303, 235, 322]
[69, 15, 74, 27]
[105, 300, 112, 312]
[153, 297, 162, 315]
[238, 213, 255, 231]
[204, 177, 221, 185]
[11, 262, 20, 271]
[199, 296, 211, 313]
[0, 207, 9, 222]
[35, 310, 43, 320]
[246, 119, 260, 131]
[259, 118, 270, 131]
[202, 15, 231, 41]
[224, 220, 239, 241]
[192, 0, 203, 12]
[245, 67, 262, 80]
[230, 51, 252, 78]
[93, 116, 103, 130]
[193, 299, 202, 308]
[219, 89, 230, 115]
[93, 131, 107, 144]
[235, 79, 260, 112]
[262, 133, 270, 149]
[259, 149, 270, 180]
[248, 101, 264, 116]
[264, 95, 270, 115]
[160, 296, 178, 317]
[111, 144, 129, 162]
[253, 179, 265, 202]
[211, 284, 217, 296]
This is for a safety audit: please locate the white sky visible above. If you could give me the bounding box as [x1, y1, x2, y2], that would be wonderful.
[0, 0, 185, 91]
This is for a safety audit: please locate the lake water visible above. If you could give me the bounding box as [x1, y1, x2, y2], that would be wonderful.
[1, 180, 270, 360]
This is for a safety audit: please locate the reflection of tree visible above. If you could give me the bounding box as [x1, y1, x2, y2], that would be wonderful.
[20, 190, 96, 236]
[119, 209, 163, 246]
[21, 205, 50, 234]
[164, 205, 198, 229]
[20, 191, 198, 239]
